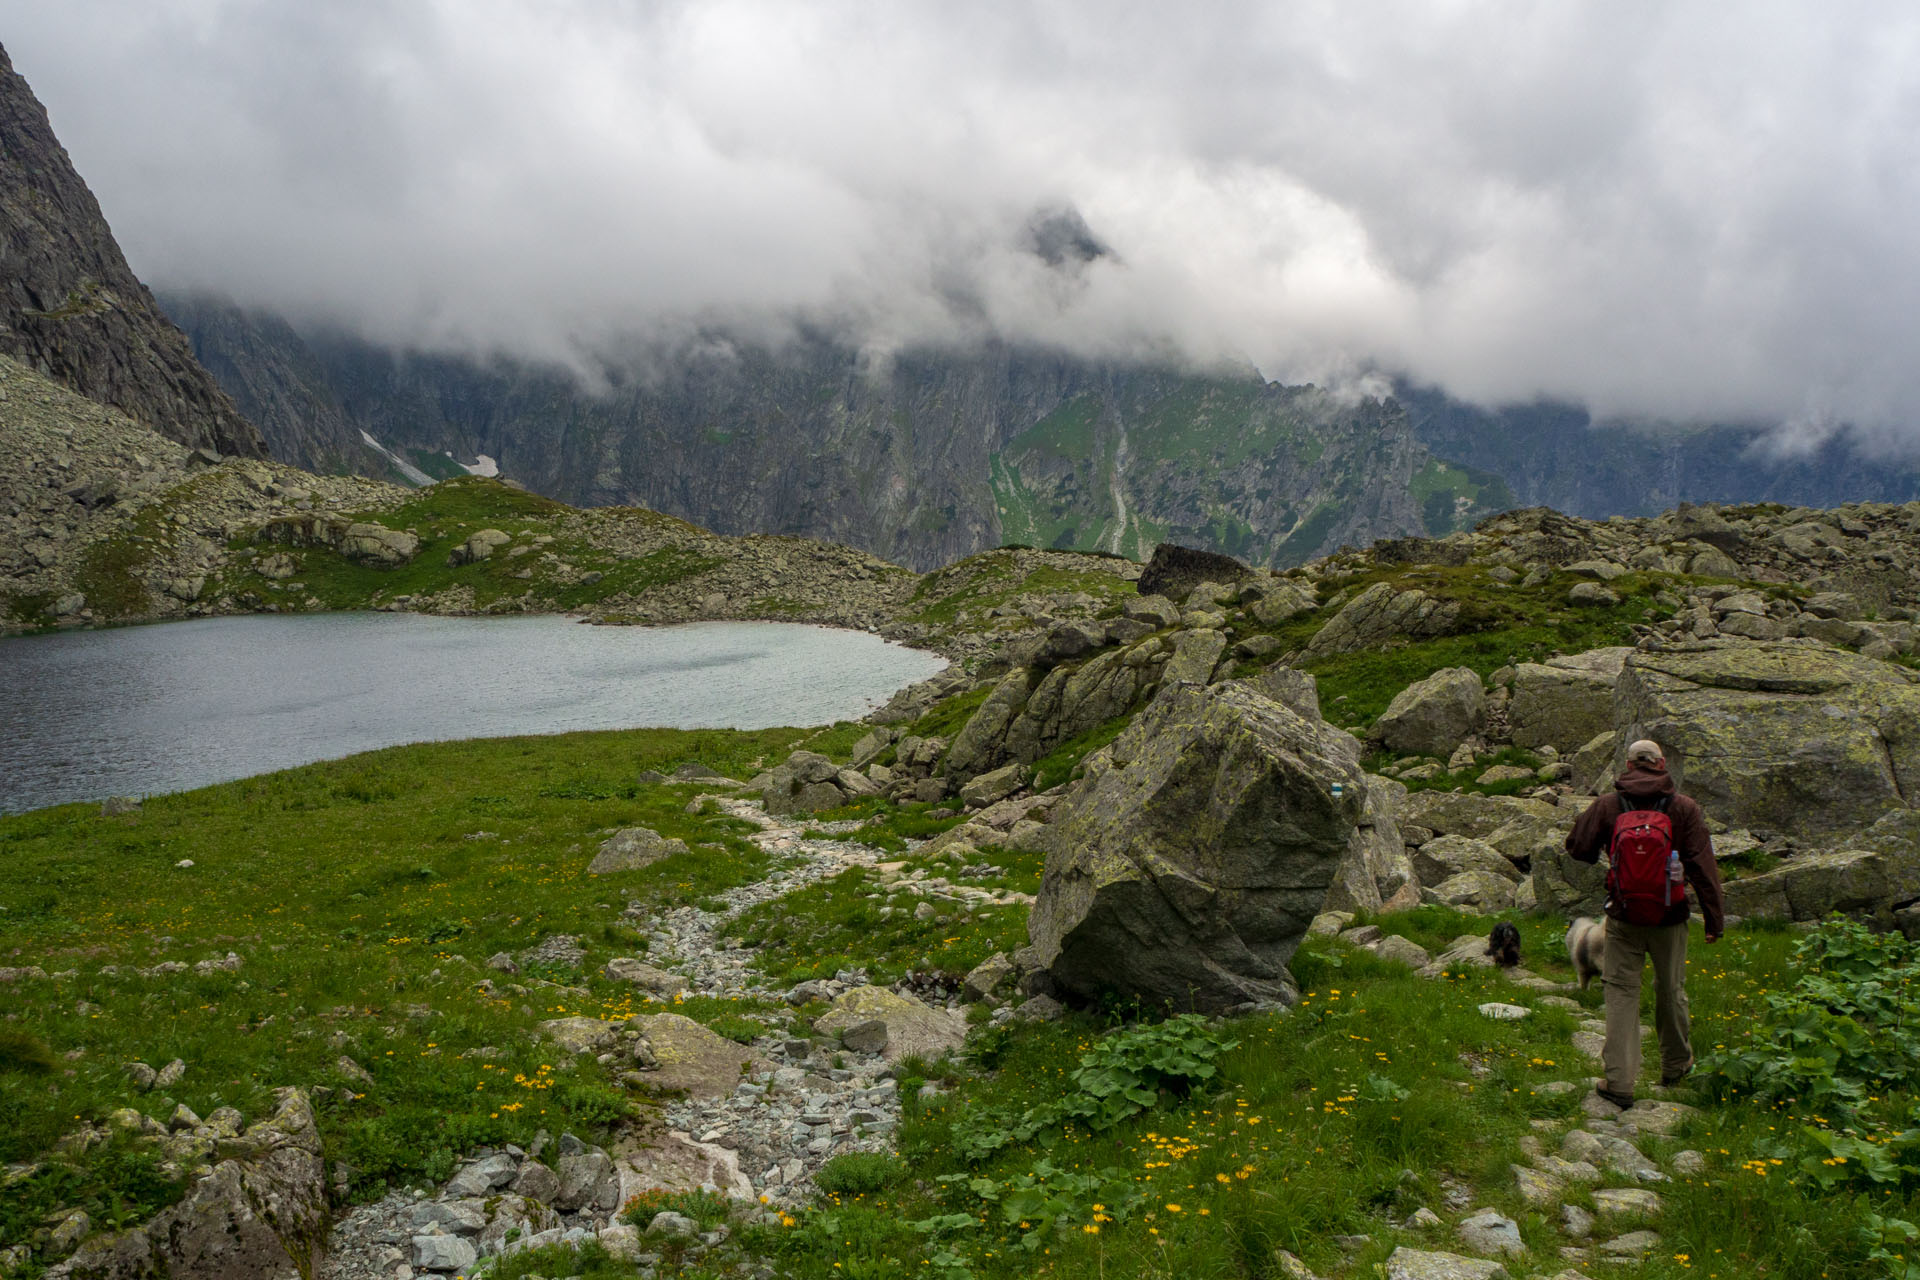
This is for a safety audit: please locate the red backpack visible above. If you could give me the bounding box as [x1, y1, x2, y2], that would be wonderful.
[1607, 796, 1681, 925]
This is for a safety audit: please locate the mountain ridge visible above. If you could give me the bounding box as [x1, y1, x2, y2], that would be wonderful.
[0, 45, 264, 458]
[163, 293, 1920, 574]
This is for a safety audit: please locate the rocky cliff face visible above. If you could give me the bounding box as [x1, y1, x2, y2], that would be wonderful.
[1399, 386, 1920, 517]
[163, 298, 1456, 570]
[0, 45, 264, 458]
[160, 304, 1920, 574]
[160, 293, 377, 475]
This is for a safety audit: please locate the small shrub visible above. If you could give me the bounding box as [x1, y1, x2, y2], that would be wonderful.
[0, 1029, 56, 1074]
[704, 1014, 765, 1045]
[951, 1013, 1238, 1161]
[621, 1186, 732, 1229]
[815, 1152, 906, 1196]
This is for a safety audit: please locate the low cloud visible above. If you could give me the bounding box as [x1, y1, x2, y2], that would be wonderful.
[8, 1, 1920, 443]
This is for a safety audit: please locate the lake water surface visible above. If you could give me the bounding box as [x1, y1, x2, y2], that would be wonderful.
[0, 614, 947, 813]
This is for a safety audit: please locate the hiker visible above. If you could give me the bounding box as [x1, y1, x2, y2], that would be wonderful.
[1565, 738, 1725, 1109]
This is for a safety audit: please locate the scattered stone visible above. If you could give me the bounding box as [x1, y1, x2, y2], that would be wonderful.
[538, 1016, 625, 1056]
[1478, 1003, 1531, 1021]
[813, 986, 965, 1063]
[1597, 1230, 1662, 1256]
[1593, 1187, 1663, 1217]
[1374, 935, 1432, 967]
[589, 827, 690, 874]
[1568, 582, 1618, 605]
[647, 1210, 699, 1238]
[410, 1232, 478, 1273]
[605, 957, 686, 995]
[1456, 1208, 1526, 1257]
[1384, 1247, 1511, 1280]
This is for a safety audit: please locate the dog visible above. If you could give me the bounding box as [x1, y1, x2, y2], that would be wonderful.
[1566, 916, 1607, 989]
[1486, 921, 1522, 967]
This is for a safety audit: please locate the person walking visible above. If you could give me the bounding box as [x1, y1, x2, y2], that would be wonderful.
[1565, 738, 1726, 1108]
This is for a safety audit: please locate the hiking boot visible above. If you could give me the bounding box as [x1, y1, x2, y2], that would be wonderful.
[1660, 1060, 1695, 1087]
[1595, 1086, 1635, 1110]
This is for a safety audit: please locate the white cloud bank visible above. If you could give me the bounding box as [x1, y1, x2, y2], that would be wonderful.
[8, 1, 1920, 443]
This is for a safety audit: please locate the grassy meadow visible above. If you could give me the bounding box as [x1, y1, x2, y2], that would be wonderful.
[6, 541, 1916, 1277]
[6, 721, 1916, 1277]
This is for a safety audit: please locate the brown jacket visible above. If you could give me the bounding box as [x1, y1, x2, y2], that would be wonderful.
[1566, 762, 1726, 936]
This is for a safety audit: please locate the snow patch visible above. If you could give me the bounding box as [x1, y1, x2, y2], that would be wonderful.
[358, 430, 434, 486]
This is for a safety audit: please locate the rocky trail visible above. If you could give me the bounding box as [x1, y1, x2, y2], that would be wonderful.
[1313, 924, 1706, 1280]
[314, 794, 1028, 1280]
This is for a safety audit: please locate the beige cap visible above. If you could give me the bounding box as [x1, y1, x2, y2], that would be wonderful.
[1625, 738, 1665, 765]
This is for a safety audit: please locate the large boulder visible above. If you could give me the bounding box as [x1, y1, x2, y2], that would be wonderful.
[1613, 640, 1920, 836]
[944, 669, 1040, 782]
[588, 827, 689, 874]
[447, 527, 511, 566]
[1509, 648, 1633, 752]
[1400, 790, 1562, 840]
[46, 1090, 326, 1280]
[1246, 579, 1317, 627]
[627, 1014, 769, 1099]
[1161, 628, 1229, 687]
[340, 522, 420, 566]
[761, 751, 851, 815]
[1027, 680, 1365, 1012]
[1326, 773, 1410, 913]
[1374, 667, 1487, 756]
[1720, 810, 1920, 924]
[1413, 835, 1522, 887]
[812, 986, 967, 1063]
[947, 642, 1163, 785]
[1136, 542, 1254, 602]
[1243, 666, 1321, 721]
[613, 1132, 754, 1204]
[1571, 730, 1618, 794]
[1304, 582, 1461, 658]
[1530, 845, 1608, 918]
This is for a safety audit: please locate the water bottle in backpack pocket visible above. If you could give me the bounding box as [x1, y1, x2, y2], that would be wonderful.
[1606, 796, 1681, 925]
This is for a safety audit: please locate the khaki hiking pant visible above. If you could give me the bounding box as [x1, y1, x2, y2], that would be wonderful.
[1601, 918, 1693, 1096]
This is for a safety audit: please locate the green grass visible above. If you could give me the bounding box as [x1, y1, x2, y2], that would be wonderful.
[405, 449, 475, 482]
[734, 843, 1045, 983]
[803, 800, 970, 854]
[214, 478, 729, 614]
[1028, 714, 1131, 791]
[71, 502, 170, 617]
[904, 552, 1137, 632]
[0, 722, 827, 1221]
[1006, 396, 1103, 462]
[754, 911, 1910, 1280]
[1300, 562, 1675, 728]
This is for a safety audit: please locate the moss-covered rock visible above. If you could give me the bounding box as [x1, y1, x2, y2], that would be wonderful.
[1614, 640, 1920, 835]
[1509, 648, 1632, 753]
[1374, 666, 1487, 756]
[1027, 680, 1364, 1013]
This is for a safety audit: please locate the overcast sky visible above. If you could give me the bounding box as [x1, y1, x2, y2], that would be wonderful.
[6, 1, 1920, 442]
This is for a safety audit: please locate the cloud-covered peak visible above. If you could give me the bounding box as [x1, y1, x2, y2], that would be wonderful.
[7, 1, 1920, 445]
